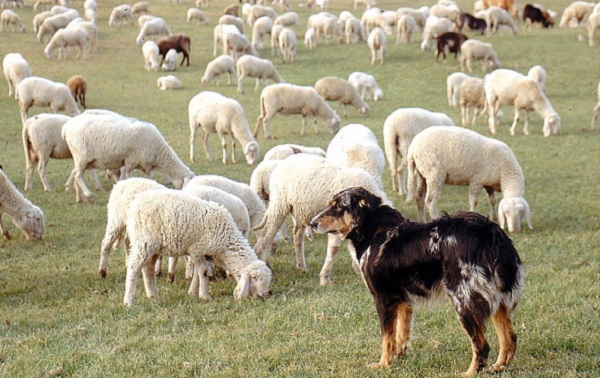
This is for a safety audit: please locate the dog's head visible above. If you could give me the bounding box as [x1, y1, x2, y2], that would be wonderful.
[310, 187, 382, 241]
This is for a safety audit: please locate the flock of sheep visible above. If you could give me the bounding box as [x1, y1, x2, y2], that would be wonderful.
[1, 0, 599, 312]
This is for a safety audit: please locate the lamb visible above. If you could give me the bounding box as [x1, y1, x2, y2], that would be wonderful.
[420, 15, 453, 51]
[527, 64, 547, 92]
[157, 75, 182, 90]
[274, 11, 298, 29]
[161, 48, 178, 71]
[186, 8, 209, 25]
[591, 80, 600, 131]
[201, 55, 236, 86]
[16, 76, 80, 122]
[405, 126, 532, 233]
[460, 39, 500, 73]
[559, 1, 595, 28]
[3, 52, 31, 99]
[67, 20, 97, 53]
[1, 9, 25, 32]
[136, 17, 171, 46]
[395, 13, 417, 44]
[367, 27, 386, 64]
[66, 74, 86, 109]
[108, 4, 133, 28]
[325, 123, 385, 190]
[0, 167, 45, 241]
[251, 15, 273, 50]
[485, 68, 561, 136]
[278, 27, 296, 63]
[347, 71, 383, 101]
[252, 153, 388, 286]
[44, 25, 87, 60]
[447, 71, 470, 107]
[142, 40, 160, 71]
[158, 34, 190, 67]
[314, 76, 369, 117]
[485, 5, 518, 35]
[254, 83, 341, 139]
[587, 11, 600, 47]
[188, 91, 259, 165]
[235, 55, 284, 94]
[123, 189, 272, 305]
[383, 107, 455, 195]
[62, 110, 195, 202]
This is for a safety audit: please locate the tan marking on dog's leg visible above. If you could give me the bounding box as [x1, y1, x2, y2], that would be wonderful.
[368, 302, 399, 368]
[462, 330, 490, 377]
[368, 329, 395, 369]
[491, 305, 517, 372]
[395, 304, 413, 357]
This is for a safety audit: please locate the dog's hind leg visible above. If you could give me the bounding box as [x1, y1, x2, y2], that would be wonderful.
[457, 311, 490, 377]
[394, 303, 413, 357]
[319, 234, 342, 286]
[491, 304, 517, 372]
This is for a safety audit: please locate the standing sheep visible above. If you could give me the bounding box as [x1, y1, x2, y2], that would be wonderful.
[587, 11, 600, 47]
[420, 15, 454, 51]
[251, 15, 273, 50]
[396, 13, 417, 44]
[2, 52, 31, 99]
[66, 74, 86, 109]
[405, 126, 532, 233]
[141, 40, 160, 71]
[186, 8, 209, 25]
[278, 27, 296, 63]
[559, 0, 595, 28]
[188, 91, 259, 165]
[201, 55, 236, 86]
[485, 5, 518, 34]
[157, 75, 182, 90]
[459, 77, 491, 126]
[347, 71, 383, 102]
[263, 143, 326, 160]
[136, 17, 171, 46]
[1, 9, 25, 32]
[44, 25, 87, 60]
[236, 55, 284, 94]
[314, 76, 369, 117]
[527, 64, 547, 93]
[592, 80, 600, 131]
[109, 4, 133, 28]
[460, 39, 501, 73]
[367, 27, 386, 64]
[254, 83, 341, 139]
[303, 27, 316, 49]
[161, 48, 178, 71]
[0, 167, 45, 240]
[16, 76, 80, 122]
[447, 71, 470, 107]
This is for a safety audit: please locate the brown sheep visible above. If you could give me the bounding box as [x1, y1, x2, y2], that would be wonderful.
[157, 34, 191, 67]
[66, 74, 87, 109]
[223, 4, 238, 17]
[435, 32, 468, 62]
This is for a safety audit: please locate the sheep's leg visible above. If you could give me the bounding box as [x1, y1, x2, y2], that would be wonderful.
[472, 107, 479, 125]
[424, 176, 444, 221]
[89, 169, 104, 191]
[37, 157, 53, 192]
[189, 124, 198, 162]
[468, 183, 483, 212]
[215, 132, 228, 165]
[509, 108, 520, 136]
[414, 175, 427, 223]
[98, 222, 124, 278]
[523, 111, 531, 136]
[236, 75, 244, 94]
[188, 257, 211, 300]
[292, 220, 308, 271]
[592, 102, 600, 131]
[141, 254, 159, 300]
[300, 116, 306, 136]
[311, 115, 319, 134]
[319, 234, 341, 286]
[461, 104, 468, 126]
[230, 136, 237, 164]
[254, 78, 261, 92]
[0, 214, 11, 240]
[485, 187, 498, 221]
[73, 167, 93, 203]
[202, 130, 214, 162]
[167, 256, 177, 283]
[24, 151, 38, 192]
[123, 249, 147, 306]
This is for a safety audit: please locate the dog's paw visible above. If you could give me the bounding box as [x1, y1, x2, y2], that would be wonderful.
[491, 364, 507, 373]
[366, 362, 384, 369]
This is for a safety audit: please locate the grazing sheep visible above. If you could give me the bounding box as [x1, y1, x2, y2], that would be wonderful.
[137, 14, 154, 28]
[219, 14, 244, 34]
[16, 76, 80, 121]
[303, 27, 316, 49]
[523, 3, 554, 28]
[430, 2, 462, 24]
[485, 68, 561, 136]
[247, 4, 277, 26]
[587, 12, 600, 47]
[136, 17, 171, 46]
[0, 167, 45, 241]
[34, 0, 57, 11]
[236, 55, 284, 94]
[161, 48, 178, 71]
[67, 20, 97, 53]
[213, 24, 239, 56]
[254, 83, 341, 139]
[367, 27, 386, 64]
[186, 8, 209, 25]
[131, 1, 149, 15]
[2, 52, 31, 99]
[188, 91, 259, 165]
[447, 71, 470, 107]
[274, 11, 298, 29]
[62, 110, 195, 202]
[109, 4, 133, 28]
[263, 143, 326, 160]
[559, 1, 595, 28]
[383, 107, 455, 195]
[485, 5, 518, 35]
[158, 34, 191, 67]
[224, 32, 257, 61]
[435, 32, 469, 62]
[326, 123, 385, 190]
[270, 23, 284, 55]
[251, 15, 273, 50]
[278, 27, 296, 63]
[84, 8, 96, 23]
[420, 15, 453, 51]
[142, 40, 160, 71]
[157, 75, 182, 90]
[481, 0, 519, 20]
[405, 126, 532, 234]
[1, 9, 25, 32]
[32, 10, 53, 33]
[223, 4, 238, 17]
[307, 12, 343, 45]
[344, 15, 365, 44]
[66, 74, 86, 109]
[460, 39, 500, 73]
[361, 7, 393, 35]
[347, 71, 383, 101]
[459, 76, 493, 126]
[527, 64, 547, 92]
[36, 13, 72, 43]
[44, 25, 87, 60]
[395, 13, 417, 44]
[458, 12, 487, 34]
[396, 7, 428, 29]
[201, 55, 236, 86]
[591, 80, 600, 131]
[314, 76, 369, 117]
[253, 154, 388, 285]
[123, 189, 272, 305]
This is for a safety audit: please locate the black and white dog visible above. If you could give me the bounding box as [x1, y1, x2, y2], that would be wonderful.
[310, 187, 525, 377]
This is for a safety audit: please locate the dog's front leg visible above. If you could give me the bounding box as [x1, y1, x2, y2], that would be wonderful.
[395, 303, 413, 357]
[368, 301, 398, 368]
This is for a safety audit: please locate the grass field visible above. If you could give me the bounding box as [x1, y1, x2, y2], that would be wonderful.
[0, 0, 599, 376]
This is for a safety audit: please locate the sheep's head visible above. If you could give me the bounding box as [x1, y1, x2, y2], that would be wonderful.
[234, 260, 272, 300]
[373, 88, 383, 101]
[43, 44, 53, 60]
[327, 114, 341, 134]
[17, 207, 45, 240]
[498, 197, 532, 233]
[543, 113, 561, 137]
[244, 141, 260, 165]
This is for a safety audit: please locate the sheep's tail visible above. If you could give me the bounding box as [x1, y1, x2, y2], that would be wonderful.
[405, 156, 418, 204]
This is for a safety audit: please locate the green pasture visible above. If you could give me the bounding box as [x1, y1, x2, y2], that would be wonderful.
[0, 0, 598, 376]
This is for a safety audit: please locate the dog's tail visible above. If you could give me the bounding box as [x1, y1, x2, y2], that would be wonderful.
[405, 156, 418, 204]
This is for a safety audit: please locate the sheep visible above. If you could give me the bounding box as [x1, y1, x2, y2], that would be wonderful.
[270, 23, 284, 55]
[1, 9, 25, 32]
[458, 12, 487, 34]
[383, 107, 455, 195]
[314, 76, 369, 117]
[325, 123, 385, 190]
[307, 12, 343, 45]
[161, 48, 178, 71]
[67, 20, 97, 53]
[344, 15, 366, 44]
[34, 0, 56, 11]
[131, 1, 149, 15]
[278, 27, 296, 63]
[108, 4, 133, 28]
[16, 76, 80, 122]
[361, 7, 393, 35]
[224, 32, 257, 61]
[420, 15, 453, 51]
[123, 189, 272, 305]
[587, 12, 600, 47]
[274, 11, 298, 29]
[347, 71, 383, 102]
[307, 0, 328, 11]
[32, 11, 53, 33]
[303, 27, 316, 49]
[44, 25, 87, 60]
[252, 154, 388, 285]
[157, 75, 182, 90]
[137, 14, 154, 28]
[367, 27, 386, 64]
[219, 14, 244, 34]
[186, 8, 209, 25]
[142, 40, 160, 71]
[484, 68, 561, 136]
[0, 0, 25, 7]
[213, 24, 239, 56]
[459, 76, 494, 126]
[396, 7, 428, 29]
[395, 13, 417, 44]
[254, 83, 341, 139]
[136, 17, 171, 46]
[527, 64, 547, 93]
[481, 0, 519, 20]
[435, 32, 469, 62]
[263, 144, 326, 160]
[405, 126, 532, 233]
[201, 55, 236, 86]
[188, 91, 259, 165]
[0, 167, 45, 241]
[447, 72, 470, 107]
[158, 34, 190, 67]
[2, 52, 31, 99]
[235, 55, 283, 94]
[251, 16, 273, 50]
[223, 3, 238, 17]
[559, 1, 595, 28]
[460, 39, 500, 73]
[66, 74, 86, 109]
[591, 80, 600, 131]
[62, 110, 195, 202]
[36, 13, 71, 43]
[523, 3, 554, 28]
[84, 8, 95, 23]
[246, 4, 277, 26]
[485, 5, 518, 35]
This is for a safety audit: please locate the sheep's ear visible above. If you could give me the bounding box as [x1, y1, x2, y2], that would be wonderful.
[234, 273, 250, 300]
[497, 199, 507, 230]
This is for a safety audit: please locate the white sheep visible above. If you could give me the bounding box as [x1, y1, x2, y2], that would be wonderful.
[344, 16, 366, 44]
[84, 8, 95, 23]
[16, 76, 80, 121]
[1, 9, 25, 32]
[264, 144, 326, 160]
[201, 55, 236, 87]
[347, 71, 383, 102]
[559, 1, 595, 28]
[2, 52, 31, 99]
[157, 75, 182, 90]
[278, 27, 296, 63]
[307, 12, 343, 45]
[396, 6, 428, 29]
[137, 14, 154, 28]
[67, 20, 97, 53]
[44, 25, 87, 60]
[484, 68, 561, 136]
[253, 154, 388, 285]
[303, 27, 316, 49]
[460, 39, 500, 73]
[136, 17, 171, 46]
[219, 14, 244, 34]
[223, 32, 257, 61]
[459, 76, 494, 126]
[314, 76, 370, 117]
[32, 11, 53, 33]
[446, 71, 470, 107]
[36, 13, 71, 43]
[251, 16, 273, 50]
[123, 189, 272, 305]
[0, 167, 45, 241]
[396, 13, 417, 44]
[361, 7, 393, 35]
[420, 15, 453, 51]
[186, 8, 209, 25]
[274, 11, 298, 29]
[188, 91, 259, 165]
[326, 123, 385, 190]
[592, 80, 600, 131]
[485, 6, 518, 35]
[131, 1, 149, 15]
[62, 110, 195, 202]
[246, 4, 277, 26]
[383, 107, 455, 195]
[587, 11, 600, 47]
[213, 24, 239, 56]
[236, 55, 283, 94]
[142, 40, 159, 71]
[33, 0, 56, 11]
[161, 48, 178, 71]
[109, 4, 133, 28]
[367, 27, 386, 64]
[254, 83, 341, 139]
[0, 0, 25, 8]
[527, 64, 547, 92]
[405, 126, 532, 233]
